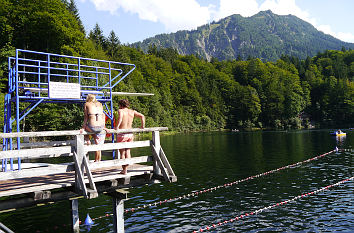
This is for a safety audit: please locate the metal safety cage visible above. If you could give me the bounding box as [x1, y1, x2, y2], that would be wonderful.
[2, 49, 136, 171]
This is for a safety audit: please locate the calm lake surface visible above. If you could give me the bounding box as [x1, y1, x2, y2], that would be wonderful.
[1, 129, 353, 232]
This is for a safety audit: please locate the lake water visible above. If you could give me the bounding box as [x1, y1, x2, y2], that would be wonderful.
[1, 129, 353, 232]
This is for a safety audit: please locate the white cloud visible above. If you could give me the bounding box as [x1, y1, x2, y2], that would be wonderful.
[89, 0, 211, 31]
[336, 32, 354, 43]
[213, 0, 259, 20]
[317, 25, 354, 43]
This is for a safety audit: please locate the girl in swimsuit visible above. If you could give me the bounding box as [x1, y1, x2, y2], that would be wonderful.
[80, 94, 107, 162]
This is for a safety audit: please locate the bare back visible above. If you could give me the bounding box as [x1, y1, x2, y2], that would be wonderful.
[116, 107, 145, 130]
[84, 101, 105, 127]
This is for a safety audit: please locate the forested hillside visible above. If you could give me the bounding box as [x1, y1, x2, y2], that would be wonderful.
[0, 0, 353, 133]
[133, 10, 354, 61]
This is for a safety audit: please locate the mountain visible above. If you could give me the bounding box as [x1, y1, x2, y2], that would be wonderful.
[131, 10, 354, 61]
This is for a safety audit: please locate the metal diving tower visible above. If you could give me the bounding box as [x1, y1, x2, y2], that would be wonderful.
[2, 49, 136, 171]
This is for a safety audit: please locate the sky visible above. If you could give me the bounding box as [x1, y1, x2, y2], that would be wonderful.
[76, 0, 354, 44]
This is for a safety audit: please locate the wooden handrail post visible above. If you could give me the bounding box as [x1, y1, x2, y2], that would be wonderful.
[151, 131, 161, 176]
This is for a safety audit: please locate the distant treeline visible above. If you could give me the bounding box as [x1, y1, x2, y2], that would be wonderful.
[0, 0, 353, 132]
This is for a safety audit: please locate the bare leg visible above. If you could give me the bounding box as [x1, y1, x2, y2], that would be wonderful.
[119, 148, 129, 174]
[95, 150, 101, 162]
[93, 135, 104, 162]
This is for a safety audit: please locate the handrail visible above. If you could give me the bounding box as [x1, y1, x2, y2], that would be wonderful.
[0, 127, 168, 139]
[0, 126, 176, 199]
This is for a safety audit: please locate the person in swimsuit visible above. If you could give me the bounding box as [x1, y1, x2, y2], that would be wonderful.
[115, 99, 145, 174]
[80, 94, 107, 162]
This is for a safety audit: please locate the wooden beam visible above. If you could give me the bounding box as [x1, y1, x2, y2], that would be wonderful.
[150, 144, 170, 182]
[82, 155, 97, 198]
[152, 131, 161, 176]
[0, 127, 168, 138]
[0, 156, 153, 181]
[88, 156, 153, 170]
[0, 164, 75, 181]
[0, 146, 72, 160]
[73, 151, 88, 198]
[159, 148, 177, 182]
[31, 191, 51, 201]
[14, 140, 75, 149]
[85, 140, 150, 153]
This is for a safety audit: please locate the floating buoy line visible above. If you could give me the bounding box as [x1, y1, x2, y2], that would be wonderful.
[90, 149, 351, 217]
[193, 176, 353, 232]
[123, 148, 342, 213]
[32, 148, 352, 232]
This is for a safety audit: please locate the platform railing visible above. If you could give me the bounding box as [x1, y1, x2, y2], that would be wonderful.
[10, 49, 136, 101]
[0, 127, 176, 199]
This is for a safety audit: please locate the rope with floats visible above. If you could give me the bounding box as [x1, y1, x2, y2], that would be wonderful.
[32, 148, 352, 232]
[82, 147, 350, 225]
[123, 148, 344, 213]
[193, 176, 353, 232]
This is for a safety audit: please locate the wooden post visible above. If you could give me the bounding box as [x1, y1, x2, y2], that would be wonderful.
[71, 199, 80, 233]
[74, 134, 85, 194]
[110, 190, 128, 233]
[151, 131, 161, 176]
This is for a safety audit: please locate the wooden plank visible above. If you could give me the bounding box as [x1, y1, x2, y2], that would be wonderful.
[0, 146, 72, 160]
[0, 191, 80, 212]
[73, 151, 88, 198]
[85, 140, 150, 152]
[150, 144, 170, 182]
[14, 140, 75, 149]
[0, 164, 75, 181]
[0, 127, 168, 138]
[31, 191, 51, 201]
[82, 155, 97, 193]
[159, 147, 177, 182]
[152, 131, 161, 176]
[0, 166, 153, 198]
[0, 177, 74, 198]
[0, 130, 82, 138]
[0, 156, 153, 182]
[90, 170, 153, 183]
[88, 156, 153, 170]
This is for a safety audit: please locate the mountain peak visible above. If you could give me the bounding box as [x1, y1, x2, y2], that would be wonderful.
[132, 12, 354, 61]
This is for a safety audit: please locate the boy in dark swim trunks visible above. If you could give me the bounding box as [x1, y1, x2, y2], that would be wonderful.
[115, 99, 145, 174]
[80, 94, 107, 162]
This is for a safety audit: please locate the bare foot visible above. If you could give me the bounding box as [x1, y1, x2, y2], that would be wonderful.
[119, 170, 127, 175]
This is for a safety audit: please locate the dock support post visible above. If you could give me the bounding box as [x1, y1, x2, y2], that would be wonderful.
[109, 190, 128, 233]
[152, 131, 161, 176]
[71, 199, 80, 233]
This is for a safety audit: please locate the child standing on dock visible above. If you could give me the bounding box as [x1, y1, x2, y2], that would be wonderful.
[115, 99, 145, 174]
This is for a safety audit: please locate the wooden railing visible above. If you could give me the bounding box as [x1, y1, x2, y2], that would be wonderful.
[0, 127, 176, 199]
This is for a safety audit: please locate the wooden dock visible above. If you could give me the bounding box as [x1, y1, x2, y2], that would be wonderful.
[0, 127, 176, 233]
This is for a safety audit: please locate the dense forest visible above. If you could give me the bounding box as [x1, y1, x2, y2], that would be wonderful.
[0, 0, 353, 133]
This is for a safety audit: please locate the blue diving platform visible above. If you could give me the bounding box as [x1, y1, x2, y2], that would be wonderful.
[2, 49, 136, 171]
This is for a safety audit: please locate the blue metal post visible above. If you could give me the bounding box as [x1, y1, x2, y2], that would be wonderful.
[15, 49, 20, 170]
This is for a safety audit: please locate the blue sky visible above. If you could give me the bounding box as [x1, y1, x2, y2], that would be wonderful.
[77, 0, 354, 44]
